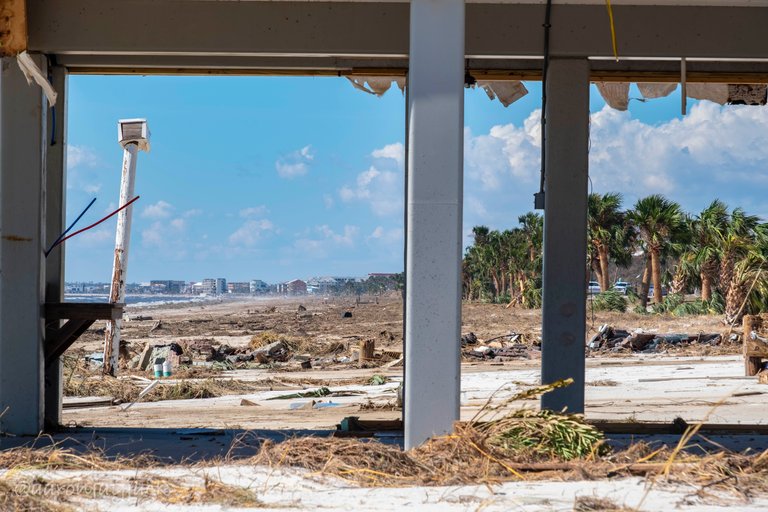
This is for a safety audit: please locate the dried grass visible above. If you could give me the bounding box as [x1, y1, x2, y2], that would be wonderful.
[0, 442, 156, 471]
[64, 375, 260, 403]
[0, 479, 75, 512]
[573, 496, 634, 511]
[249, 330, 311, 353]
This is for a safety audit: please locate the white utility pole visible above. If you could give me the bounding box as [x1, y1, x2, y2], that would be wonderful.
[103, 119, 150, 376]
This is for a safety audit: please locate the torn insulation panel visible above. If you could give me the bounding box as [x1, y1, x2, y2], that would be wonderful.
[638, 83, 677, 100]
[595, 82, 630, 111]
[477, 81, 528, 107]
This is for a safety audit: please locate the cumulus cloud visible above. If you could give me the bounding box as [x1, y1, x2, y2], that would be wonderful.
[339, 142, 404, 217]
[66, 145, 102, 193]
[183, 208, 203, 218]
[141, 200, 173, 219]
[276, 145, 314, 178]
[67, 146, 99, 169]
[294, 225, 359, 258]
[74, 227, 112, 247]
[372, 142, 405, 167]
[239, 205, 269, 218]
[228, 219, 275, 247]
[462, 102, 768, 222]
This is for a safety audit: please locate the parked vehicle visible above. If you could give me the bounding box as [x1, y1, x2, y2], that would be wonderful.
[648, 285, 668, 298]
[588, 281, 601, 295]
[613, 280, 630, 295]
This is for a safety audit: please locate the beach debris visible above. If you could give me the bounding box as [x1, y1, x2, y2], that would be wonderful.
[368, 374, 388, 386]
[342, 311, 353, 318]
[461, 332, 478, 346]
[359, 339, 375, 362]
[297, 305, 307, 312]
[253, 340, 290, 363]
[125, 315, 153, 322]
[267, 387, 332, 400]
[121, 379, 160, 411]
[587, 325, 723, 353]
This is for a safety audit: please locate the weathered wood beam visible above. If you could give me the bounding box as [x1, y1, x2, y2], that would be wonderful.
[0, 0, 26, 56]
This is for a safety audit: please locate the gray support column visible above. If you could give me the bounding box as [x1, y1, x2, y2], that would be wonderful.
[44, 65, 67, 429]
[404, 0, 464, 449]
[540, 58, 590, 414]
[0, 55, 48, 434]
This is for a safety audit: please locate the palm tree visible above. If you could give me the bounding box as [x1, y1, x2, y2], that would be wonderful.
[629, 195, 686, 305]
[695, 200, 729, 300]
[672, 200, 728, 300]
[721, 218, 768, 323]
[588, 192, 631, 291]
[718, 208, 761, 298]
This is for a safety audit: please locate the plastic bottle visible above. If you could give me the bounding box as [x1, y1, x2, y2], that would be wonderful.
[162, 359, 172, 377]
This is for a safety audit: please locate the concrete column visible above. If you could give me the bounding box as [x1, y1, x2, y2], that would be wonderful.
[0, 55, 48, 434]
[540, 58, 590, 414]
[44, 65, 67, 429]
[404, 0, 464, 449]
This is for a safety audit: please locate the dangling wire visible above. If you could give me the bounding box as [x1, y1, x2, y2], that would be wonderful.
[605, 0, 619, 62]
[536, 0, 553, 210]
[44, 197, 96, 257]
[47, 196, 140, 254]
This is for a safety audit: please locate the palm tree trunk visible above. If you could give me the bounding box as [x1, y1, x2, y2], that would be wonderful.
[725, 279, 747, 324]
[640, 257, 652, 308]
[701, 272, 712, 301]
[598, 244, 611, 292]
[719, 252, 735, 298]
[651, 248, 663, 304]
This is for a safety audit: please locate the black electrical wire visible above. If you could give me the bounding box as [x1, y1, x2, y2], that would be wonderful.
[537, 0, 553, 208]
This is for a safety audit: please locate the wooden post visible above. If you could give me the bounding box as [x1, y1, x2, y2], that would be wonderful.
[359, 339, 375, 362]
[744, 314, 764, 376]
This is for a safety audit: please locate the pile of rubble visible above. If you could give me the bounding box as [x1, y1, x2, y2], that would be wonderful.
[461, 332, 541, 361]
[128, 337, 295, 372]
[587, 324, 727, 353]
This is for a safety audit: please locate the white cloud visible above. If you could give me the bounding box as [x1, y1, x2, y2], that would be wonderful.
[239, 205, 269, 218]
[464, 112, 541, 190]
[74, 227, 112, 247]
[183, 208, 203, 218]
[294, 225, 359, 258]
[67, 145, 99, 169]
[339, 166, 402, 216]
[462, 102, 768, 224]
[372, 142, 405, 167]
[228, 219, 275, 247]
[276, 145, 314, 178]
[323, 194, 334, 209]
[66, 145, 102, 193]
[141, 200, 173, 219]
[367, 226, 402, 244]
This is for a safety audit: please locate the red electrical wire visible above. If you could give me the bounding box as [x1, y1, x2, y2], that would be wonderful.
[54, 195, 141, 248]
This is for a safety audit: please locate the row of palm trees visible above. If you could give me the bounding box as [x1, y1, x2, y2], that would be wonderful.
[463, 194, 768, 322]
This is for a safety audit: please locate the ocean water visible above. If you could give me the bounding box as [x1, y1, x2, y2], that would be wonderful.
[64, 294, 208, 308]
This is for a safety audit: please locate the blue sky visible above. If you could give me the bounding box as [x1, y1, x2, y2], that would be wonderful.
[64, 76, 768, 284]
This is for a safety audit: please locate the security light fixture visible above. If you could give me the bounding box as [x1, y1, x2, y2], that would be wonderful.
[117, 118, 150, 151]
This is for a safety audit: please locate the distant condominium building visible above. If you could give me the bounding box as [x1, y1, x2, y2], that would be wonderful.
[149, 280, 185, 294]
[277, 279, 307, 295]
[202, 278, 227, 295]
[249, 279, 269, 294]
[227, 282, 250, 294]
